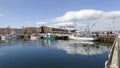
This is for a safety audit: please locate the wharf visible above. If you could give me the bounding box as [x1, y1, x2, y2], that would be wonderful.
[98, 34, 116, 43]
[54, 34, 69, 40]
[105, 35, 120, 68]
[0, 33, 116, 42]
[118, 37, 120, 68]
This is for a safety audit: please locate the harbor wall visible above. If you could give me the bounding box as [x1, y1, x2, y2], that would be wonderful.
[105, 36, 119, 68]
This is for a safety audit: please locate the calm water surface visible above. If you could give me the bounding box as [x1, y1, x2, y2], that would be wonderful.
[0, 40, 112, 68]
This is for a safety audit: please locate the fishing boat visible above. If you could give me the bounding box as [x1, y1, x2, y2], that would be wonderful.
[0, 35, 6, 41]
[69, 33, 98, 41]
[69, 22, 98, 41]
[5, 31, 20, 40]
[42, 33, 56, 40]
[30, 35, 38, 40]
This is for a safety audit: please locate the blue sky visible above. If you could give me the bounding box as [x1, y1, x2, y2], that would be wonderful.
[0, 0, 120, 29]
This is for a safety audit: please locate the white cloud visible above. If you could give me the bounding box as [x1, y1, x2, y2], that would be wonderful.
[51, 22, 74, 28]
[36, 21, 47, 25]
[52, 9, 120, 31]
[53, 9, 120, 23]
[54, 22, 74, 26]
[52, 22, 86, 28]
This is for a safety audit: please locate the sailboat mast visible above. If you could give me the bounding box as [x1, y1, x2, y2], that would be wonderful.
[88, 22, 90, 36]
[112, 17, 116, 32]
[74, 19, 77, 36]
[74, 20, 77, 31]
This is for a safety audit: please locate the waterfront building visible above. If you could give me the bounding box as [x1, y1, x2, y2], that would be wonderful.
[0, 27, 41, 35]
[24, 27, 41, 34]
[40, 26, 76, 34]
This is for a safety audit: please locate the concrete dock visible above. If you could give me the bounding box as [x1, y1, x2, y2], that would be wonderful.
[105, 35, 120, 68]
[118, 37, 120, 68]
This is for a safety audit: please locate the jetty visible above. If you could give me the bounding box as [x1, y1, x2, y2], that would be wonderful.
[105, 35, 120, 68]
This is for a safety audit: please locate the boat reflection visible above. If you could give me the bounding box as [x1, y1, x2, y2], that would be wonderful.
[0, 40, 112, 56]
[43, 40, 51, 46]
[52, 40, 111, 56]
[41, 40, 112, 55]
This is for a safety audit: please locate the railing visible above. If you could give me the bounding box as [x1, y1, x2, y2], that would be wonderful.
[105, 37, 117, 68]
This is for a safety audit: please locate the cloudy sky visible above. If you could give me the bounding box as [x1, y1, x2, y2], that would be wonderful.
[0, 0, 120, 31]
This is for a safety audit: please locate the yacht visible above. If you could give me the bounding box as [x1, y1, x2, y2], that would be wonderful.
[5, 31, 20, 40]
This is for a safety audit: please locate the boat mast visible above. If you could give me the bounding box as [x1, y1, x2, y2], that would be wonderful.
[87, 22, 96, 36]
[74, 19, 77, 32]
[74, 19, 77, 36]
[112, 17, 116, 32]
[87, 22, 90, 36]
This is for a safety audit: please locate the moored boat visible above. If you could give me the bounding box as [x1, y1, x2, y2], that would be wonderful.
[30, 35, 38, 40]
[69, 22, 98, 41]
[5, 31, 20, 40]
[42, 33, 56, 40]
[69, 33, 98, 41]
[0, 35, 6, 41]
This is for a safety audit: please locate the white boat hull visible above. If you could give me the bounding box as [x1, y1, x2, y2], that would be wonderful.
[5, 35, 20, 40]
[30, 36, 38, 40]
[69, 36, 97, 41]
[0, 35, 6, 41]
[5, 31, 20, 40]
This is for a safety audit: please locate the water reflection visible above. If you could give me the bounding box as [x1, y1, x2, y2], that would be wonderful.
[43, 40, 51, 46]
[42, 40, 112, 56]
[0, 40, 111, 55]
[0, 40, 112, 56]
[0, 40, 112, 68]
[0, 53, 4, 56]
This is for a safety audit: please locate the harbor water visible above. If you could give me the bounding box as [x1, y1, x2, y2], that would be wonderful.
[0, 40, 112, 68]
